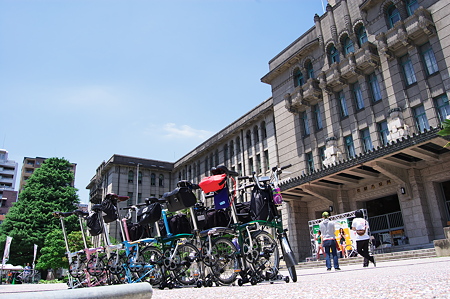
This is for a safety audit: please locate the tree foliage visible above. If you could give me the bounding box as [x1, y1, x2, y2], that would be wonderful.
[438, 119, 450, 147]
[36, 230, 89, 270]
[0, 157, 80, 265]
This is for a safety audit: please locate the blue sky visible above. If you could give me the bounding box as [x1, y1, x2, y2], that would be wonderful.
[1, 0, 325, 203]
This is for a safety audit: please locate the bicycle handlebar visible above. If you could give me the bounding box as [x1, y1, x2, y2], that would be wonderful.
[280, 164, 292, 171]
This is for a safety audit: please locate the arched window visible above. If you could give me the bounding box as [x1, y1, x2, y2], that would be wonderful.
[128, 170, 134, 183]
[293, 68, 304, 87]
[151, 173, 156, 185]
[387, 4, 401, 28]
[328, 44, 340, 65]
[246, 130, 252, 148]
[306, 61, 314, 79]
[343, 36, 354, 55]
[159, 174, 164, 187]
[253, 126, 259, 143]
[261, 121, 267, 139]
[357, 26, 368, 46]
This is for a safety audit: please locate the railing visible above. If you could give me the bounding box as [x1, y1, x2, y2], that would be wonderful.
[368, 211, 404, 233]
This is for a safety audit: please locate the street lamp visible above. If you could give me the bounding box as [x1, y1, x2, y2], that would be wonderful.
[129, 162, 142, 222]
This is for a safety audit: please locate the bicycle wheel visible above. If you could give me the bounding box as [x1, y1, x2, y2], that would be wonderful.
[140, 246, 163, 286]
[69, 256, 86, 279]
[280, 235, 297, 282]
[250, 230, 279, 281]
[87, 255, 106, 277]
[210, 237, 238, 285]
[172, 242, 200, 285]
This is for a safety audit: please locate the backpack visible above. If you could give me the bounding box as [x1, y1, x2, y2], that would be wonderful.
[250, 186, 278, 221]
[204, 209, 230, 229]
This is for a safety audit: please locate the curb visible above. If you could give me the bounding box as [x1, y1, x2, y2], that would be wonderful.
[0, 282, 153, 299]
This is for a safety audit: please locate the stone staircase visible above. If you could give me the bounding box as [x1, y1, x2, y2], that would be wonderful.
[294, 244, 437, 269]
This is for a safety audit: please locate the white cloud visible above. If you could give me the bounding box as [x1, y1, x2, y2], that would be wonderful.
[162, 123, 213, 140]
[142, 123, 213, 141]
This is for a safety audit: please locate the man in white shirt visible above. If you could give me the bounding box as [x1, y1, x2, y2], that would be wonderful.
[351, 209, 376, 267]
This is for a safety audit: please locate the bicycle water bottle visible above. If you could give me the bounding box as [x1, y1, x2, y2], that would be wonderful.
[273, 187, 283, 205]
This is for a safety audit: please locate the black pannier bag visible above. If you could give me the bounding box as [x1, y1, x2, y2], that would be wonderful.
[250, 186, 278, 221]
[164, 186, 197, 212]
[234, 201, 252, 223]
[158, 213, 192, 235]
[204, 209, 230, 229]
[86, 212, 103, 236]
[137, 202, 162, 225]
[101, 198, 118, 223]
[127, 222, 152, 241]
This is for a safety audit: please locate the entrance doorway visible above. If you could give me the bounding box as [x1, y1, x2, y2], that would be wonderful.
[365, 194, 406, 247]
[439, 180, 450, 224]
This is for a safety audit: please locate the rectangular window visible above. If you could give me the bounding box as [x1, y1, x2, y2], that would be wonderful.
[400, 55, 417, 86]
[413, 105, 429, 132]
[345, 135, 356, 159]
[238, 163, 242, 176]
[313, 104, 323, 130]
[306, 152, 314, 173]
[360, 128, 373, 152]
[378, 121, 389, 146]
[353, 82, 365, 110]
[302, 112, 310, 136]
[421, 43, 438, 76]
[338, 91, 349, 117]
[256, 154, 261, 174]
[264, 150, 270, 171]
[318, 146, 326, 162]
[249, 158, 254, 174]
[368, 73, 382, 102]
[435, 94, 450, 122]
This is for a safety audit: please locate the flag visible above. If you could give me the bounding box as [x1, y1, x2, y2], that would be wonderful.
[33, 244, 38, 265]
[2, 236, 12, 266]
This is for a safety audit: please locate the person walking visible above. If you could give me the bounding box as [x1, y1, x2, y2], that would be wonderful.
[319, 211, 340, 271]
[351, 209, 376, 267]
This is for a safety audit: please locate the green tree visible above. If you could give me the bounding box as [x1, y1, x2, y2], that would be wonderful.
[0, 157, 80, 265]
[36, 230, 89, 271]
[438, 119, 450, 147]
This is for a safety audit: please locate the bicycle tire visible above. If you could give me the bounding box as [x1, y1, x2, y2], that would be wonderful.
[172, 242, 200, 285]
[280, 235, 297, 282]
[140, 246, 163, 286]
[210, 237, 238, 285]
[87, 255, 106, 277]
[69, 256, 86, 279]
[250, 230, 279, 281]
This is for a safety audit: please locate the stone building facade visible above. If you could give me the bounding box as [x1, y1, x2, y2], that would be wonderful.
[87, 0, 450, 261]
[260, 0, 450, 260]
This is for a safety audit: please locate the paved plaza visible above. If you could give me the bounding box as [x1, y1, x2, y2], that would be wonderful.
[0, 257, 449, 299]
[152, 257, 450, 299]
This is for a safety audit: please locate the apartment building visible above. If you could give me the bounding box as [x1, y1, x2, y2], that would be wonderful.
[0, 149, 18, 223]
[19, 157, 77, 191]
